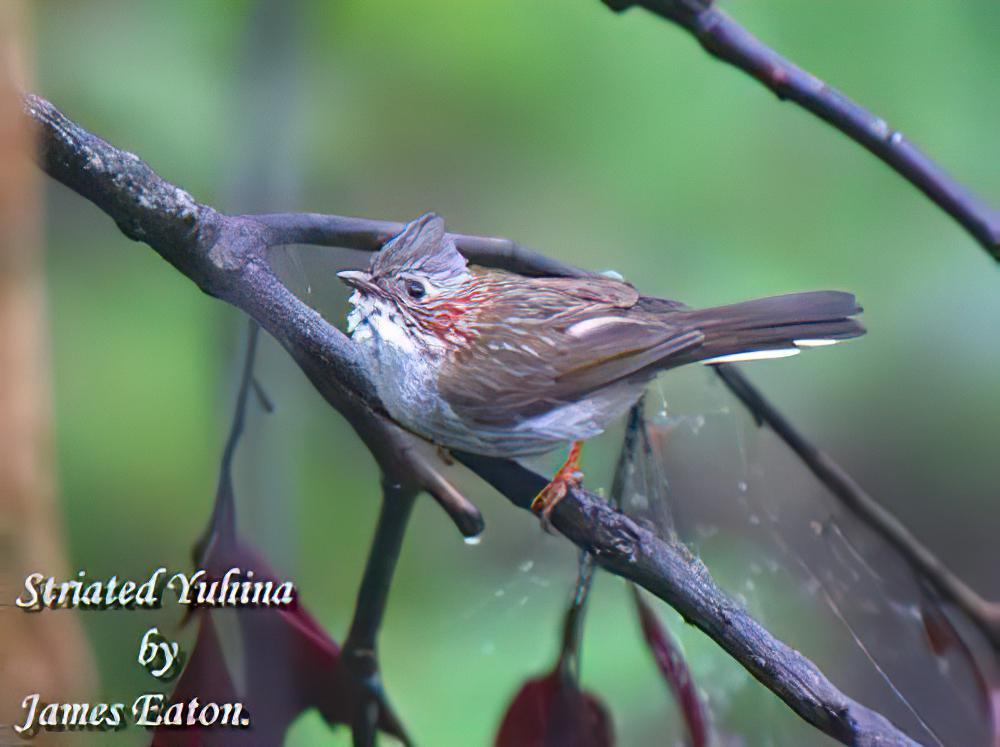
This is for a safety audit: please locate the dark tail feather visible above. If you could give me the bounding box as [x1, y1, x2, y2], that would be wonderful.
[680, 291, 865, 364]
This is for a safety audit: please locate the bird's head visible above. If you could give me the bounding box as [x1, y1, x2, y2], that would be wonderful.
[339, 213, 481, 353]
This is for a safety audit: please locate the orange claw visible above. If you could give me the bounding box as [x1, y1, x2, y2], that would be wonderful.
[531, 441, 584, 527]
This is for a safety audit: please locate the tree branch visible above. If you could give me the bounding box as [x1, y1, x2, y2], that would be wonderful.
[342, 483, 418, 747]
[251, 212, 596, 278]
[21, 93, 483, 541]
[602, 0, 1000, 262]
[456, 452, 918, 747]
[345, 484, 417, 656]
[558, 550, 596, 684]
[714, 364, 1000, 649]
[23, 94, 920, 746]
[193, 319, 260, 564]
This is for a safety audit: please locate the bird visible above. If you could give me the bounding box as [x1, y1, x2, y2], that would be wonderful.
[338, 213, 864, 520]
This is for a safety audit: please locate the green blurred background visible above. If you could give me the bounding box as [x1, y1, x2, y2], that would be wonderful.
[30, 0, 1000, 744]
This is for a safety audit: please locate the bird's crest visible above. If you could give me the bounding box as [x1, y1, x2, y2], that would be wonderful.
[371, 212, 469, 284]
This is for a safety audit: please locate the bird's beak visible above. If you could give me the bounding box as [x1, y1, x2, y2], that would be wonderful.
[337, 270, 377, 294]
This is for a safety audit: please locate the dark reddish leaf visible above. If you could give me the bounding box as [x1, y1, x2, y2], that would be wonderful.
[149, 615, 238, 747]
[496, 553, 613, 747]
[495, 668, 613, 747]
[633, 587, 710, 747]
[921, 602, 958, 657]
[920, 602, 1000, 747]
[155, 328, 411, 746]
[152, 532, 409, 746]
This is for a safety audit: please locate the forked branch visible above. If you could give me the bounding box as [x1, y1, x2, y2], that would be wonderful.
[22, 94, 919, 746]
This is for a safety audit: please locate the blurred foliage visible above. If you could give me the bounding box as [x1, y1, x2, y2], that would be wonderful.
[32, 0, 1000, 745]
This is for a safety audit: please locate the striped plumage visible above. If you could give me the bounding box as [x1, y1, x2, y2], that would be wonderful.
[340, 213, 864, 458]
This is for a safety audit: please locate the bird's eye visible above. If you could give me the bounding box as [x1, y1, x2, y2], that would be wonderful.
[405, 279, 426, 300]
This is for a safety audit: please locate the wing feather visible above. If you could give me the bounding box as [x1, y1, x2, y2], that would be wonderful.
[438, 272, 698, 427]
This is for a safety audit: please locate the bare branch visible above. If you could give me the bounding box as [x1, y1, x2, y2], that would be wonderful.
[558, 551, 597, 683]
[345, 484, 416, 653]
[342, 483, 418, 747]
[22, 94, 920, 746]
[456, 451, 919, 747]
[251, 212, 595, 278]
[208, 320, 414, 746]
[194, 319, 260, 563]
[21, 93, 483, 539]
[602, 0, 1000, 262]
[714, 364, 1000, 649]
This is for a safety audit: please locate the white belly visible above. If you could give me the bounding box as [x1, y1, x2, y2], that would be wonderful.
[351, 310, 645, 458]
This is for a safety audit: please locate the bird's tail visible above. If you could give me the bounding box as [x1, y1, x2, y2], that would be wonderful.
[679, 290, 865, 364]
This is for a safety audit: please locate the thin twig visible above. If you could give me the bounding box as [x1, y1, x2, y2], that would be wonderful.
[215, 319, 260, 535]
[194, 318, 260, 563]
[251, 212, 595, 278]
[558, 551, 597, 684]
[345, 483, 418, 653]
[211, 328, 416, 745]
[601, 0, 1000, 262]
[343, 482, 418, 747]
[609, 397, 645, 515]
[21, 93, 919, 746]
[714, 363, 1000, 648]
[456, 451, 919, 747]
[611, 399, 712, 747]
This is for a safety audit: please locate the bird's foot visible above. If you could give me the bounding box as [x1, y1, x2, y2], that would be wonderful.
[531, 441, 583, 532]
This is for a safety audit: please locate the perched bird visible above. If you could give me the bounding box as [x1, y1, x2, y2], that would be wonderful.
[339, 213, 864, 518]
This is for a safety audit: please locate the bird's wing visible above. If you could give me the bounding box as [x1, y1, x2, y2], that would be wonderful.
[438, 274, 701, 427]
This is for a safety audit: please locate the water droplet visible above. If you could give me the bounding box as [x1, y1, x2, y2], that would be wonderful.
[748, 513, 761, 526]
[494, 589, 505, 598]
[464, 534, 482, 546]
[690, 414, 706, 434]
[518, 560, 534, 573]
[737, 480, 748, 493]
